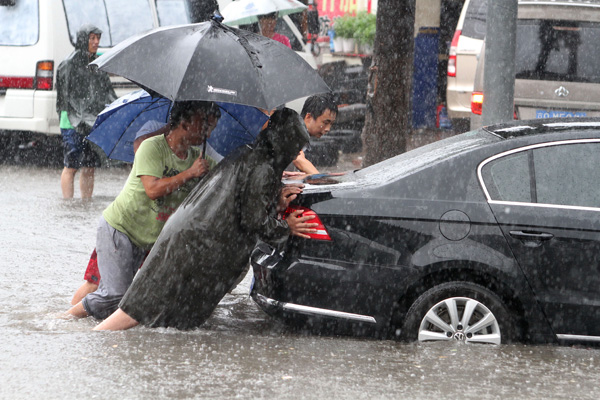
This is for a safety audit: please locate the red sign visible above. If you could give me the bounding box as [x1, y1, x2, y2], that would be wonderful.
[319, 0, 360, 18]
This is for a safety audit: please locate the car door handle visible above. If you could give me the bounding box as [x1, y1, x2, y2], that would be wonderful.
[509, 230, 554, 241]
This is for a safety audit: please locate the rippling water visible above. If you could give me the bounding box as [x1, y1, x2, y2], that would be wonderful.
[1, 164, 600, 399]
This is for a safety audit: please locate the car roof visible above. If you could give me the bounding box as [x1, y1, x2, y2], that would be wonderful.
[483, 117, 600, 140]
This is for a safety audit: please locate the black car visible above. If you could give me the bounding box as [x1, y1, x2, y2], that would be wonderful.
[250, 118, 600, 345]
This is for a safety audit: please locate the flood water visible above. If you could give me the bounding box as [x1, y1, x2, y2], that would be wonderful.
[2, 163, 600, 399]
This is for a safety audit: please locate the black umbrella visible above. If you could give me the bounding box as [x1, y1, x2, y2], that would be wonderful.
[90, 17, 330, 110]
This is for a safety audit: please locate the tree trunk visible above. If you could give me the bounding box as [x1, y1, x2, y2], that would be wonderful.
[362, 0, 416, 166]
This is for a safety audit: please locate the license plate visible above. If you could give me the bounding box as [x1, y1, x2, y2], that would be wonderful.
[536, 110, 587, 118]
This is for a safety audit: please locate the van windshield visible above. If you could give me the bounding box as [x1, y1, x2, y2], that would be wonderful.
[515, 19, 600, 84]
[63, 0, 156, 48]
[0, 0, 39, 46]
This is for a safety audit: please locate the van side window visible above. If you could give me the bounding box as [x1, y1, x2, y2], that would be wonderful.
[156, 0, 191, 26]
[0, 0, 39, 46]
[63, 0, 154, 47]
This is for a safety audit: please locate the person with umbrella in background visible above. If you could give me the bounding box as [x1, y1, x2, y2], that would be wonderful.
[257, 12, 291, 48]
[56, 24, 116, 199]
[66, 101, 220, 321]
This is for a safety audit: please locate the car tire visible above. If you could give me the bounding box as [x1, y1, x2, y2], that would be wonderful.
[398, 281, 515, 344]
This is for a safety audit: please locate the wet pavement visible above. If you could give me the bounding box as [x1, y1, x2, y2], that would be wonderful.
[2, 152, 600, 399]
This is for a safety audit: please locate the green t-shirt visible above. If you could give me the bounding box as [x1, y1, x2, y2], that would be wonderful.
[103, 134, 216, 250]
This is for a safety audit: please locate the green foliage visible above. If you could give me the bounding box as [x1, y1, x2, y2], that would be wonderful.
[333, 14, 356, 39]
[353, 11, 377, 46]
[333, 12, 376, 44]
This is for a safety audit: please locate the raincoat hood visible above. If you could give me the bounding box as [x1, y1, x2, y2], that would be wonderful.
[118, 108, 308, 330]
[75, 24, 102, 53]
[55, 24, 116, 133]
[253, 107, 310, 175]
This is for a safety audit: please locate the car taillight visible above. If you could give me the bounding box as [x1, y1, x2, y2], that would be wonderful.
[35, 60, 54, 90]
[283, 205, 332, 241]
[447, 30, 461, 77]
[0, 60, 53, 90]
[471, 91, 483, 115]
[0, 76, 33, 89]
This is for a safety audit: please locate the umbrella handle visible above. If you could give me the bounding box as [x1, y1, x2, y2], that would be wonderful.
[202, 140, 207, 159]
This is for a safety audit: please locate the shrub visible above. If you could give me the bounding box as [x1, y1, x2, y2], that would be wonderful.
[353, 11, 376, 46]
[333, 14, 356, 39]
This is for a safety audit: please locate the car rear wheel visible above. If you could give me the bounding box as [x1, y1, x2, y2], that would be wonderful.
[398, 282, 515, 344]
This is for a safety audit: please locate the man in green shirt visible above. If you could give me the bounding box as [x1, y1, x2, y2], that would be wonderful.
[66, 100, 220, 320]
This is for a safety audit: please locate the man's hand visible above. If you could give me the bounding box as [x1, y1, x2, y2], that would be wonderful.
[189, 157, 210, 179]
[286, 209, 318, 239]
[282, 170, 307, 179]
[140, 157, 211, 200]
[277, 183, 304, 213]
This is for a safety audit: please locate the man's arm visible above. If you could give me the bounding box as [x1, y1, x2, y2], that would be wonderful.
[292, 150, 319, 174]
[140, 157, 210, 200]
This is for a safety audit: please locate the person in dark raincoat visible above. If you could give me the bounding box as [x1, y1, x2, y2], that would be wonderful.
[94, 108, 317, 331]
[56, 24, 117, 199]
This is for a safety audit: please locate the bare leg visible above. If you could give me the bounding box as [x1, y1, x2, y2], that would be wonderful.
[80, 167, 95, 199]
[94, 308, 139, 331]
[66, 301, 89, 318]
[61, 167, 77, 199]
[71, 281, 99, 305]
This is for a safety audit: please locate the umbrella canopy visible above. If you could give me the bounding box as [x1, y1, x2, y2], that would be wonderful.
[90, 19, 329, 111]
[87, 90, 269, 163]
[222, 0, 308, 26]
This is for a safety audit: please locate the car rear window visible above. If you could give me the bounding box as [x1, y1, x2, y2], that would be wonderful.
[462, 0, 488, 40]
[515, 19, 600, 83]
[0, 0, 39, 46]
[63, 0, 154, 47]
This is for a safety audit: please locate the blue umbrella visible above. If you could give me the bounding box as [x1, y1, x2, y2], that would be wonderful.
[87, 90, 269, 163]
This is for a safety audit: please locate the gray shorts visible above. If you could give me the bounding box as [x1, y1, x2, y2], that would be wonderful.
[82, 216, 146, 320]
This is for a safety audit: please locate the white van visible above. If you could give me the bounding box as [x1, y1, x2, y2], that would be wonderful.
[0, 0, 192, 149]
[0, 0, 316, 162]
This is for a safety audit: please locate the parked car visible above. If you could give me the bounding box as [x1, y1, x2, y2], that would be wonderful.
[446, 0, 487, 132]
[250, 117, 600, 345]
[0, 0, 192, 164]
[471, 0, 600, 129]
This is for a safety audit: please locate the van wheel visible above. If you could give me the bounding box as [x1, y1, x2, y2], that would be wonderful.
[398, 282, 515, 344]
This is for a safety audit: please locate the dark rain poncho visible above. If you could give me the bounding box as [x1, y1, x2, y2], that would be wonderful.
[55, 24, 116, 133]
[119, 108, 310, 329]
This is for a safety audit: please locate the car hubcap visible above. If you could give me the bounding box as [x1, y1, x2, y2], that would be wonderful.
[418, 297, 501, 344]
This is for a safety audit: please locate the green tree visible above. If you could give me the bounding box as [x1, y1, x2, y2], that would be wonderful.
[362, 0, 415, 166]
